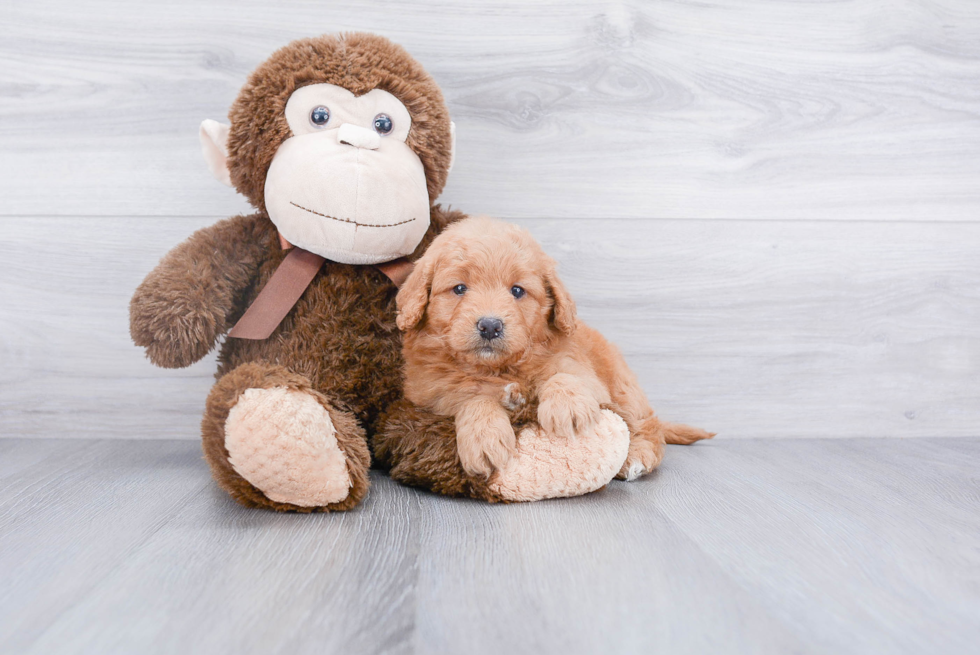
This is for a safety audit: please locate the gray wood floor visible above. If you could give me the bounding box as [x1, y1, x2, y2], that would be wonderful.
[1, 437, 977, 655]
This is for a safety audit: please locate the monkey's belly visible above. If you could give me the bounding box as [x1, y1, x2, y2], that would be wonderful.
[218, 272, 403, 426]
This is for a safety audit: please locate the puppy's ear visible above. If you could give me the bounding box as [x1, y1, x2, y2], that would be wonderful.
[545, 262, 577, 336]
[396, 255, 435, 331]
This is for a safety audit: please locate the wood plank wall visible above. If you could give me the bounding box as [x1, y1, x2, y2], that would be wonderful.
[2, 0, 978, 440]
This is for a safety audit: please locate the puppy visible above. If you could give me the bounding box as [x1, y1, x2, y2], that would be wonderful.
[395, 217, 712, 480]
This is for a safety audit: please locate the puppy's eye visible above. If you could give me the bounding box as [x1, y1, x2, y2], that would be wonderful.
[511, 285, 526, 299]
[310, 106, 330, 127]
[374, 113, 393, 135]
[452, 284, 467, 296]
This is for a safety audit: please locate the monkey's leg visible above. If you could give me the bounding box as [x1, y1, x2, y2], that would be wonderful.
[202, 362, 370, 512]
[375, 400, 629, 503]
[373, 400, 504, 501]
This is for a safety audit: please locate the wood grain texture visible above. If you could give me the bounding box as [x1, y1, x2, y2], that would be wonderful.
[0, 439, 422, 655]
[1, 437, 977, 654]
[656, 438, 980, 654]
[1, 216, 977, 440]
[0, 0, 978, 219]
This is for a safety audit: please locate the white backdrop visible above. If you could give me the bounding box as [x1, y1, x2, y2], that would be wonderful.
[2, 0, 978, 439]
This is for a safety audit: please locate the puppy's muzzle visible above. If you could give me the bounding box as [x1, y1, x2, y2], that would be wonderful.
[476, 316, 504, 341]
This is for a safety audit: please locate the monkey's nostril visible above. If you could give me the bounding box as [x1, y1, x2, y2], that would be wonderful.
[476, 317, 504, 341]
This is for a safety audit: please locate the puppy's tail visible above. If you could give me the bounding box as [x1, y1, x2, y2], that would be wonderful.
[662, 421, 715, 445]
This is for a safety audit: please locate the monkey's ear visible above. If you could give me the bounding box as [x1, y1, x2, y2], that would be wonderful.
[396, 255, 435, 331]
[545, 263, 577, 336]
[199, 119, 233, 187]
[447, 121, 456, 174]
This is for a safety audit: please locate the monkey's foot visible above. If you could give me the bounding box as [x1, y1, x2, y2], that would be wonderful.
[224, 387, 352, 507]
[489, 409, 630, 502]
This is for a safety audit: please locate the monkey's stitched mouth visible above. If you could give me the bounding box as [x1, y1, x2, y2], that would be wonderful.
[289, 202, 417, 228]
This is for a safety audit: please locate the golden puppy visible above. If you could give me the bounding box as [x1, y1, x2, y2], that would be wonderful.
[396, 216, 712, 480]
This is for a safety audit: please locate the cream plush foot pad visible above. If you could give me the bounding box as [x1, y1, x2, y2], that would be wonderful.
[489, 409, 630, 502]
[225, 387, 352, 507]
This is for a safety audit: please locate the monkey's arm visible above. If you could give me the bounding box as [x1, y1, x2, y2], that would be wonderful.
[130, 213, 273, 368]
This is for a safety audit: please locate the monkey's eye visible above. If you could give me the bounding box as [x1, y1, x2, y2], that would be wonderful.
[452, 284, 467, 296]
[511, 285, 526, 299]
[373, 113, 393, 135]
[309, 106, 330, 127]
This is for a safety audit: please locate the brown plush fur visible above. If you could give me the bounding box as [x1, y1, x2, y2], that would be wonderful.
[374, 392, 540, 502]
[374, 400, 506, 502]
[227, 33, 452, 215]
[386, 217, 713, 487]
[130, 33, 462, 511]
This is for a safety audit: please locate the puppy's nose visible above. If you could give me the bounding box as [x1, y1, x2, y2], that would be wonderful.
[477, 317, 504, 341]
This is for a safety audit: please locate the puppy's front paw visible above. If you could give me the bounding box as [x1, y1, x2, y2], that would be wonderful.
[501, 383, 526, 412]
[537, 374, 601, 439]
[456, 406, 517, 478]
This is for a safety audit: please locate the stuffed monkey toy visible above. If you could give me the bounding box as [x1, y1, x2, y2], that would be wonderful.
[130, 33, 629, 511]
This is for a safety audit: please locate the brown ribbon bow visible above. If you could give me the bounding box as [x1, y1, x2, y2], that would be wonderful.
[228, 245, 415, 340]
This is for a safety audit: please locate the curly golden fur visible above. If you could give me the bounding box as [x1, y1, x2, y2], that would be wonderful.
[393, 217, 714, 481]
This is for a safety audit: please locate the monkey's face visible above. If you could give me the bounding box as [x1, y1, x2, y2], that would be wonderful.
[262, 84, 430, 264]
[201, 34, 455, 265]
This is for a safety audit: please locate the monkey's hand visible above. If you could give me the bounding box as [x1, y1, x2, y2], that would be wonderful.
[537, 373, 602, 440]
[455, 397, 517, 478]
[130, 214, 269, 368]
[130, 272, 223, 369]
